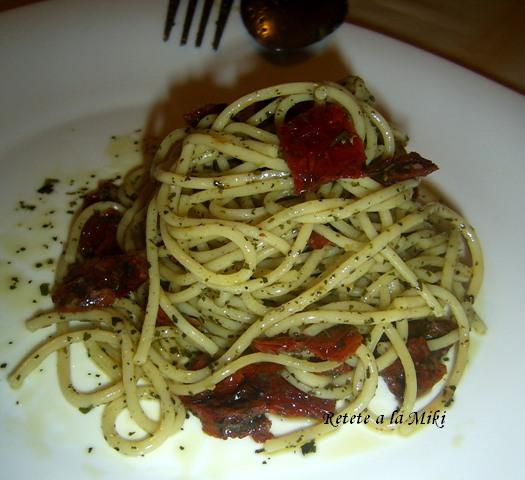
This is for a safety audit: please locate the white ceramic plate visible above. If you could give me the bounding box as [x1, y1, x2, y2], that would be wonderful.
[1, 1, 524, 479]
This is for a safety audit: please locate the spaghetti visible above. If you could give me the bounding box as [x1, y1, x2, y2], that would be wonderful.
[8, 77, 484, 455]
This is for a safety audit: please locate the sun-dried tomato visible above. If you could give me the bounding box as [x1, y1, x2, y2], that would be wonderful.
[181, 362, 335, 442]
[278, 104, 366, 193]
[252, 325, 362, 363]
[52, 254, 148, 310]
[79, 208, 122, 259]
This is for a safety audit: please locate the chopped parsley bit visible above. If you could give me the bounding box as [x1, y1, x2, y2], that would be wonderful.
[17, 201, 36, 211]
[179, 445, 185, 450]
[300, 440, 316, 456]
[87, 447, 94, 454]
[37, 178, 59, 194]
[39, 283, 50, 296]
[9, 277, 19, 290]
[0, 363, 7, 369]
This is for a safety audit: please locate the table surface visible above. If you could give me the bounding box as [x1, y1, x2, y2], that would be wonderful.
[347, 0, 524, 95]
[1, 0, 524, 94]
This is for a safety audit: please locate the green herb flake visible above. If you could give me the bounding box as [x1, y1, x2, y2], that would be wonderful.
[300, 440, 316, 456]
[37, 178, 59, 194]
[17, 201, 36, 211]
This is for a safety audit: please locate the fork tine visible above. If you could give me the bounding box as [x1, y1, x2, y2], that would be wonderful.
[163, 0, 181, 41]
[195, 0, 214, 47]
[180, 0, 198, 45]
[212, 0, 234, 50]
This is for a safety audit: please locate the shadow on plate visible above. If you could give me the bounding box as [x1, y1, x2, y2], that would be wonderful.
[140, 46, 353, 161]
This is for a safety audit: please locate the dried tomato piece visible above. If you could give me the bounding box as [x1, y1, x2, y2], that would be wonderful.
[183, 103, 228, 127]
[408, 318, 456, 340]
[381, 337, 447, 399]
[260, 372, 334, 419]
[79, 208, 122, 258]
[156, 308, 172, 326]
[252, 325, 362, 362]
[278, 104, 366, 193]
[181, 362, 335, 442]
[186, 352, 212, 371]
[185, 399, 273, 442]
[366, 151, 438, 185]
[52, 254, 148, 310]
[308, 231, 331, 249]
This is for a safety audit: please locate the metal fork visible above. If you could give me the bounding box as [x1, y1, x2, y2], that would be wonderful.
[163, 0, 234, 50]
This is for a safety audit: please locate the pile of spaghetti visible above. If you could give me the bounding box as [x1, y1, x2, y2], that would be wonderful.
[9, 77, 484, 456]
